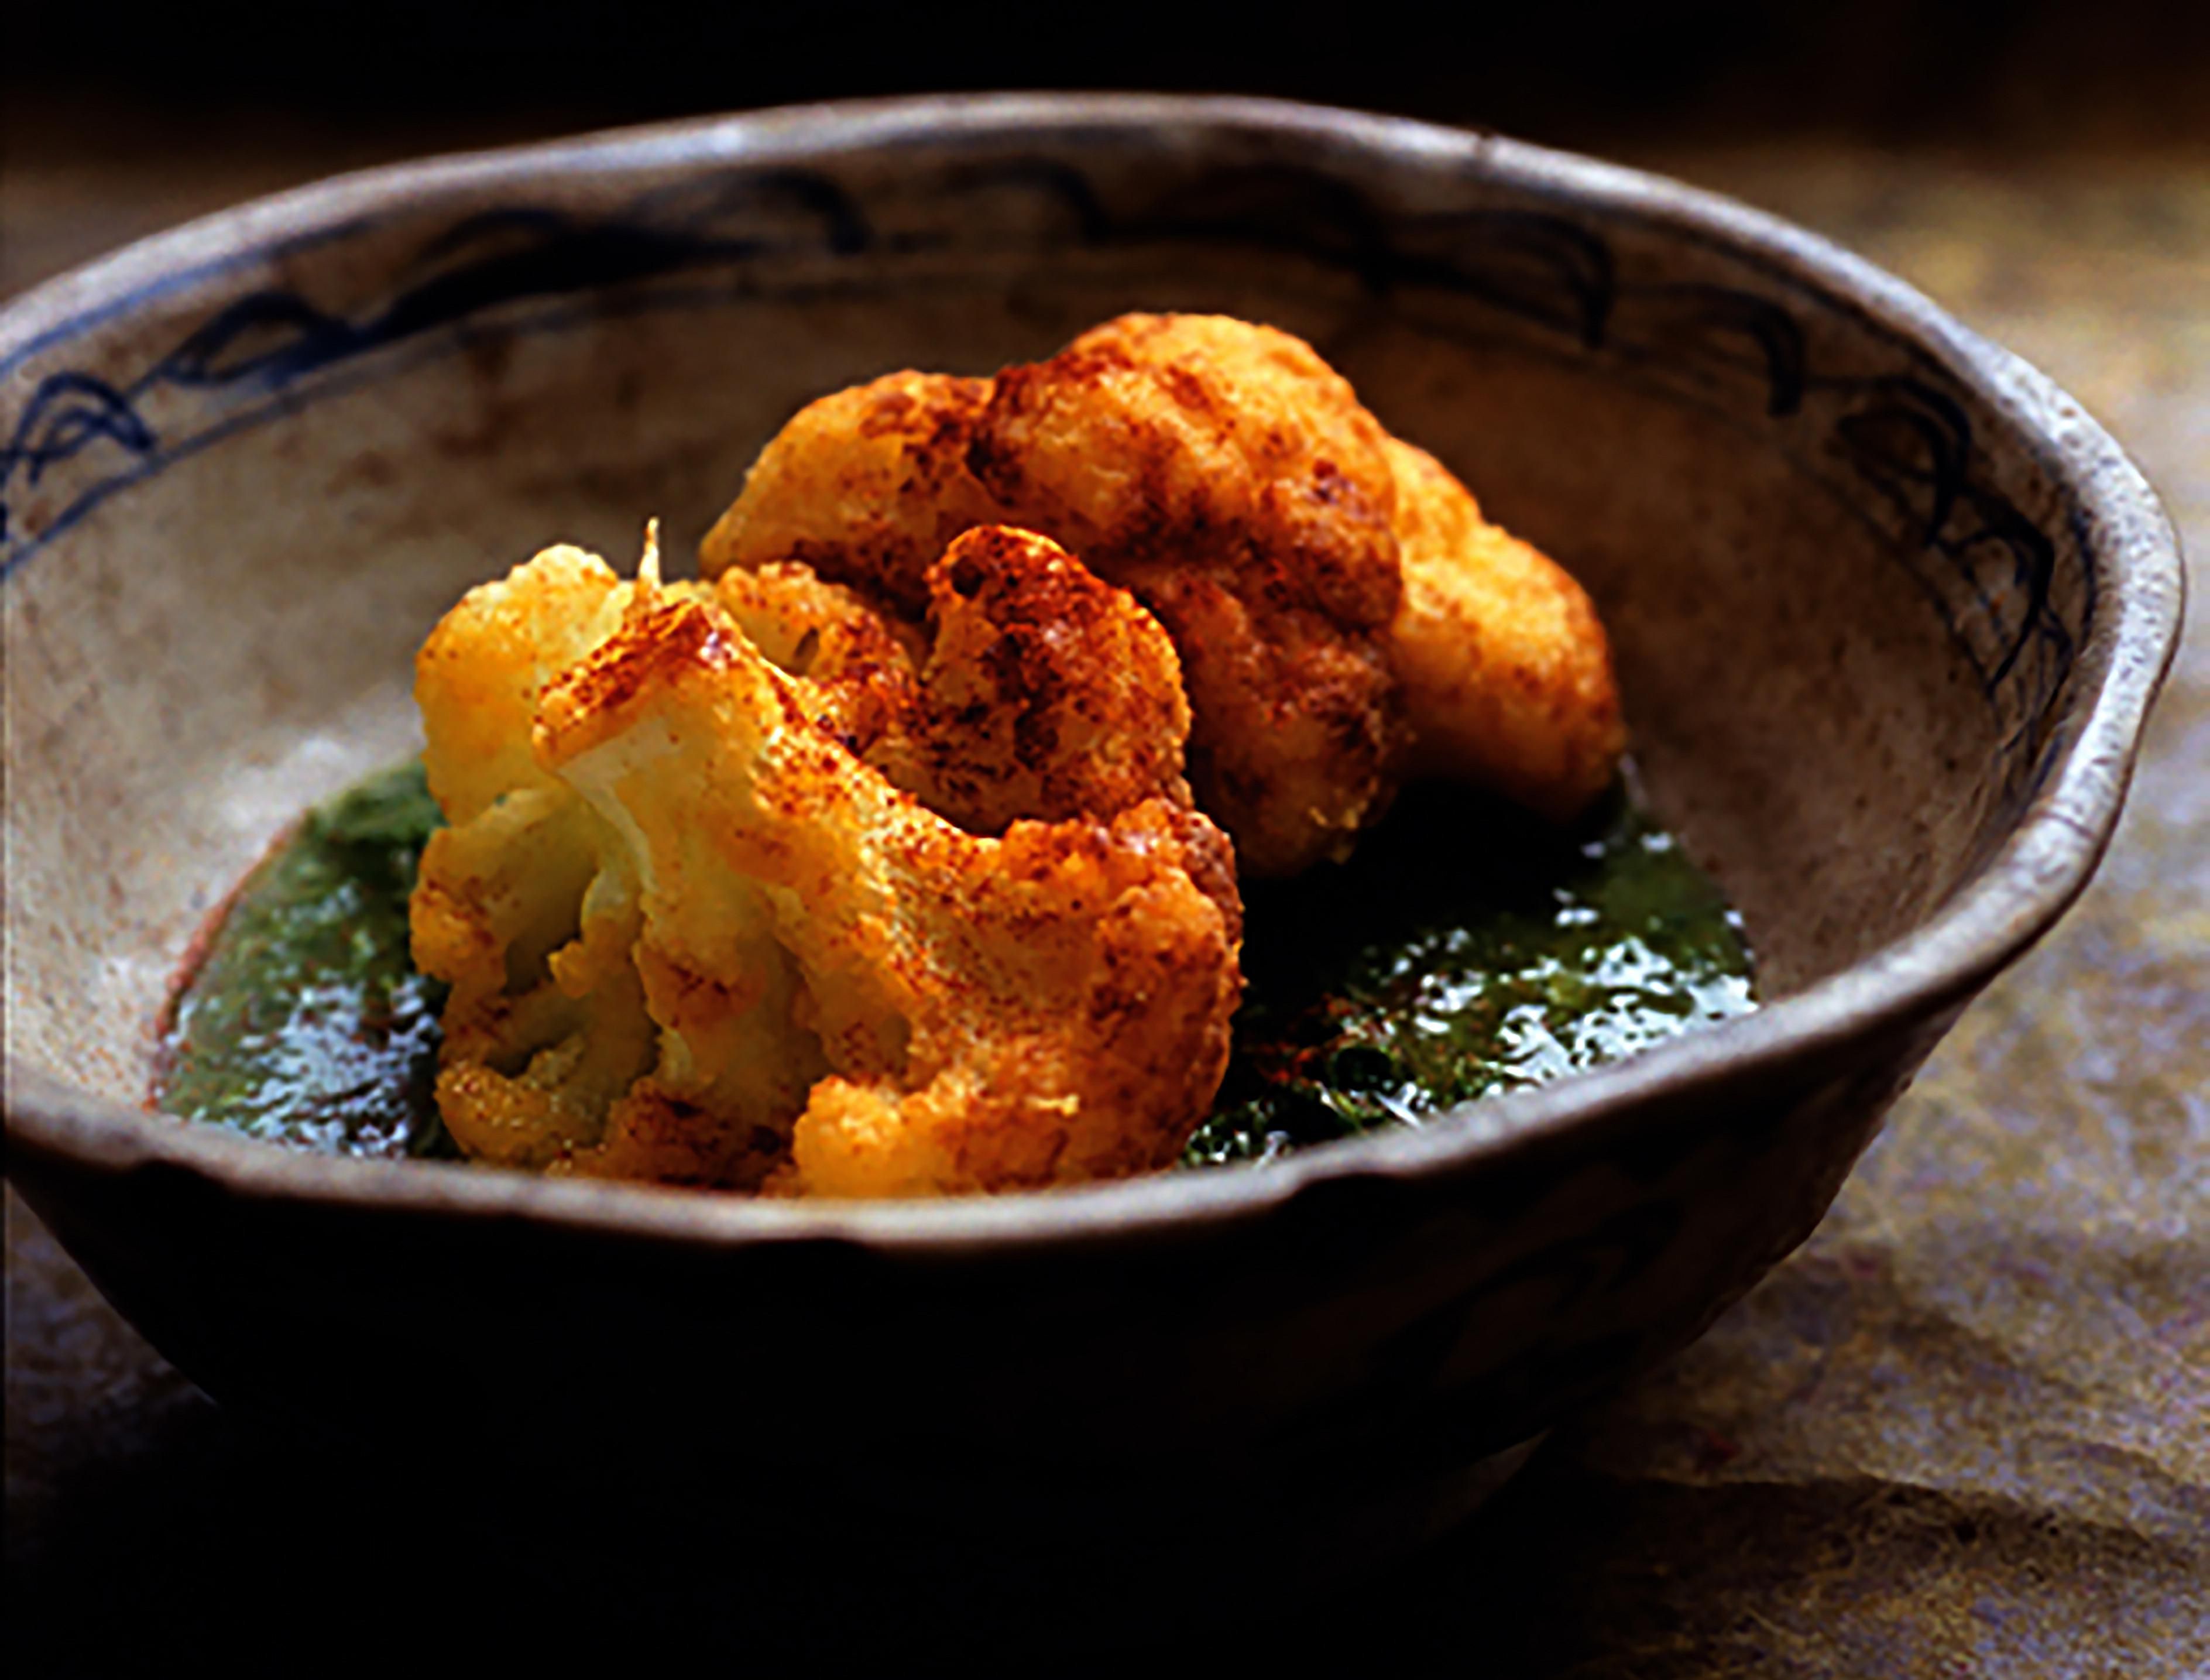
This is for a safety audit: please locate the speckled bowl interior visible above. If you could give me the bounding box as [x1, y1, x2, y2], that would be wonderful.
[1, 98, 2178, 1604]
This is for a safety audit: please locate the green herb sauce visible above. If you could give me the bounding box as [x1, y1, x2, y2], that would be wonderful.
[1181, 781, 1756, 1167]
[155, 761, 455, 1160]
[156, 766, 1755, 1168]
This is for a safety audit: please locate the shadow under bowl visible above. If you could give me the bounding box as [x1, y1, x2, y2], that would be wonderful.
[0, 96, 2182, 1623]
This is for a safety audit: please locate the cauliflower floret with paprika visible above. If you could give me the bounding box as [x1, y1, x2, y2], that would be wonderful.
[704, 317, 1409, 877]
[410, 537, 1241, 1195]
[410, 542, 819, 1187]
[704, 313, 1629, 873]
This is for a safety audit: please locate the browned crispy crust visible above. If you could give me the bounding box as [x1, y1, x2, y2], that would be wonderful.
[967, 315, 1407, 877]
[701, 313, 1627, 869]
[701, 318, 1409, 876]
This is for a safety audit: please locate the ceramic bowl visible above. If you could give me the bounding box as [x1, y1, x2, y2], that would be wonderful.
[1, 97, 2181, 1614]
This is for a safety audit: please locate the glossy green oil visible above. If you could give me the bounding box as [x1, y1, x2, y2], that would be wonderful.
[1181, 780, 1756, 1167]
[156, 766, 1754, 1169]
[155, 760, 454, 1160]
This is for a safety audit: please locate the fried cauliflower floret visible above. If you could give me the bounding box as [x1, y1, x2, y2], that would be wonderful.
[410, 541, 1241, 1196]
[410, 543, 814, 1187]
[702, 371, 1002, 618]
[409, 544, 651, 1172]
[701, 316, 1408, 877]
[969, 314, 1409, 877]
[544, 594, 1239, 1196]
[1386, 438, 1626, 821]
[721, 526, 1192, 836]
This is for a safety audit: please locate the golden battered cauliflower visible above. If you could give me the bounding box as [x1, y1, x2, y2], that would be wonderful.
[967, 314, 1409, 877]
[704, 316, 1406, 877]
[410, 537, 1241, 1196]
[410, 543, 815, 1187]
[701, 312, 1626, 872]
[1386, 438, 1626, 821]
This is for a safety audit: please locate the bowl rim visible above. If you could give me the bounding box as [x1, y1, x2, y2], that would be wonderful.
[1, 91, 2186, 1253]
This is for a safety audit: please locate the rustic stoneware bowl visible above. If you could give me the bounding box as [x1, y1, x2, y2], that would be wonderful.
[2, 97, 2181, 1626]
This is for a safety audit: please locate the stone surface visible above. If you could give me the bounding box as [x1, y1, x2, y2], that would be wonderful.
[5, 122, 2205, 1672]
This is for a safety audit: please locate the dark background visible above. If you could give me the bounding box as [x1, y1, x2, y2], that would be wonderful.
[9, 0, 2210, 154]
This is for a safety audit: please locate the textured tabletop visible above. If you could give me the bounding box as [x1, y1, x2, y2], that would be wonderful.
[6, 117, 2205, 1674]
